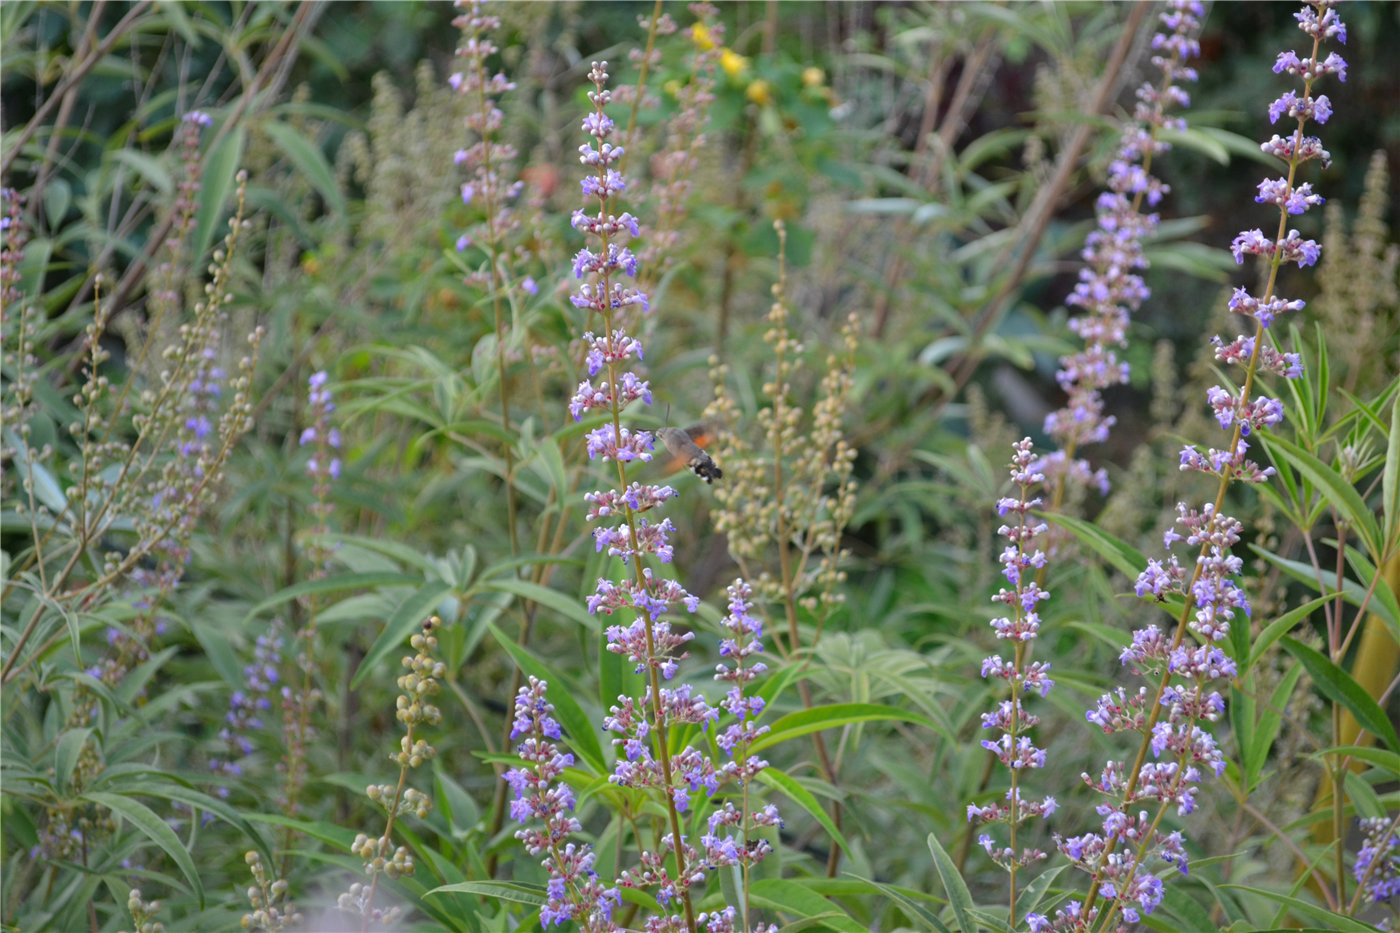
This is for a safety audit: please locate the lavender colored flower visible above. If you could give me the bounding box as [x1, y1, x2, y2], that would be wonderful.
[1353, 818, 1400, 907]
[972, 440, 1055, 900]
[1062, 4, 1347, 927]
[211, 622, 285, 796]
[1039, 0, 1202, 498]
[451, 0, 524, 263]
[505, 678, 622, 930]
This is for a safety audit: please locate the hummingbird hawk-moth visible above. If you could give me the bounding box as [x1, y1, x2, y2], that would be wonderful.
[656, 423, 723, 484]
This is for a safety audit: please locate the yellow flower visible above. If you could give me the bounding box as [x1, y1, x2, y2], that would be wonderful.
[720, 48, 749, 79]
[802, 66, 825, 88]
[691, 22, 716, 51]
[664, 78, 681, 98]
[746, 79, 772, 106]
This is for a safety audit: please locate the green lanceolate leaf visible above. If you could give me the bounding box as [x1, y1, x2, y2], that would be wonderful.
[1265, 433, 1383, 560]
[82, 792, 204, 907]
[488, 623, 606, 773]
[757, 767, 852, 859]
[426, 880, 546, 906]
[351, 579, 454, 690]
[927, 832, 978, 932]
[1281, 637, 1400, 753]
[749, 703, 935, 753]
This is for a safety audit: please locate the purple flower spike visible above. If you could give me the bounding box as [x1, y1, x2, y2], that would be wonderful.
[1061, 4, 1347, 927]
[1040, 0, 1203, 499]
[971, 440, 1056, 882]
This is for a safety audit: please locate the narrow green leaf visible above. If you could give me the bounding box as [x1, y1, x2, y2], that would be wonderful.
[54, 727, 92, 795]
[83, 792, 204, 907]
[844, 874, 950, 932]
[745, 879, 865, 933]
[488, 623, 606, 773]
[242, 571, 419, 624]
[263, 120, 344, 213]
[927, 832, 978, 932]
[1218, 884, 1375, 932]
[1231, 679, 1256, 791]
[1317, 745, 1400, 777]
[1282, 637, 1400, 753]
[757, 767, 852, 859]
[246, 812, 357, 850]
[1042, 512, 1146, 581]
[1265, 432, 1382, 560]
[1249, 594, 1336, 668]
[1157, 127, 1229, 164]
[1014, 864, 1065, 923]
[351, 580, 453, 690]
[112, 149, 173, 195]
[750, 703, 934, 754]
[103, 779, 275, 868]
[1343, 544, 1400, 634]
[1385, 392, 1400, 545]
[4, 427, 67, 513]
[482, 578, 598, 633]
[426, 880, 546, 906]
[1247, 664, 1303, 791]
[192, 124, 246, 262]
[1251, 546, 1395, 635]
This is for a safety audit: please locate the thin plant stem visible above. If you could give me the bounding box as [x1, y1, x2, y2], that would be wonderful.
[618, 0, 664, 178]
[768, 225, 844, 877]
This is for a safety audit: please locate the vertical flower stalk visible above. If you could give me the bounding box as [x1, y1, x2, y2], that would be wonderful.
[451, 0, 523, 554]
[299, 370, 341, 574]
[210, 620, 283, 796]
[568, 59, 698, 933]
[637, 3, 722, 287]
[338, 616, 443, 929]
[704, 580, 780, 933]
[974, 439, 1056, 927]
[1048, 4, 1344, 930]
[451, 2, 544, 851]
[505, 678, 622, 930]
[1040, 0, 1203, 507]
[280, 371, 339, 851]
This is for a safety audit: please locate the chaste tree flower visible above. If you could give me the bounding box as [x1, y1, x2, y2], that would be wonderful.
[1040, 4, 1345, 930]
[973, 438, 1056, 926]
[505, 57, 785, 933]
[570, 57, 708, 933]
[1353, 818, 1400, 909]
[1040, 0, 1203, 501]
[505, 677, 623, 930]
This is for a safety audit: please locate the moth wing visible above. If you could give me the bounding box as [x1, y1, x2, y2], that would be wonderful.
[660, 451, 688, 474]
[684, 421, 719, 449]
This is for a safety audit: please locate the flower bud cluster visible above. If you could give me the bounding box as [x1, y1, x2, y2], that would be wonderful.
[337, 616, 444, 925]
[241, 851, 301, 932]
[123, 887, 166, 933]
